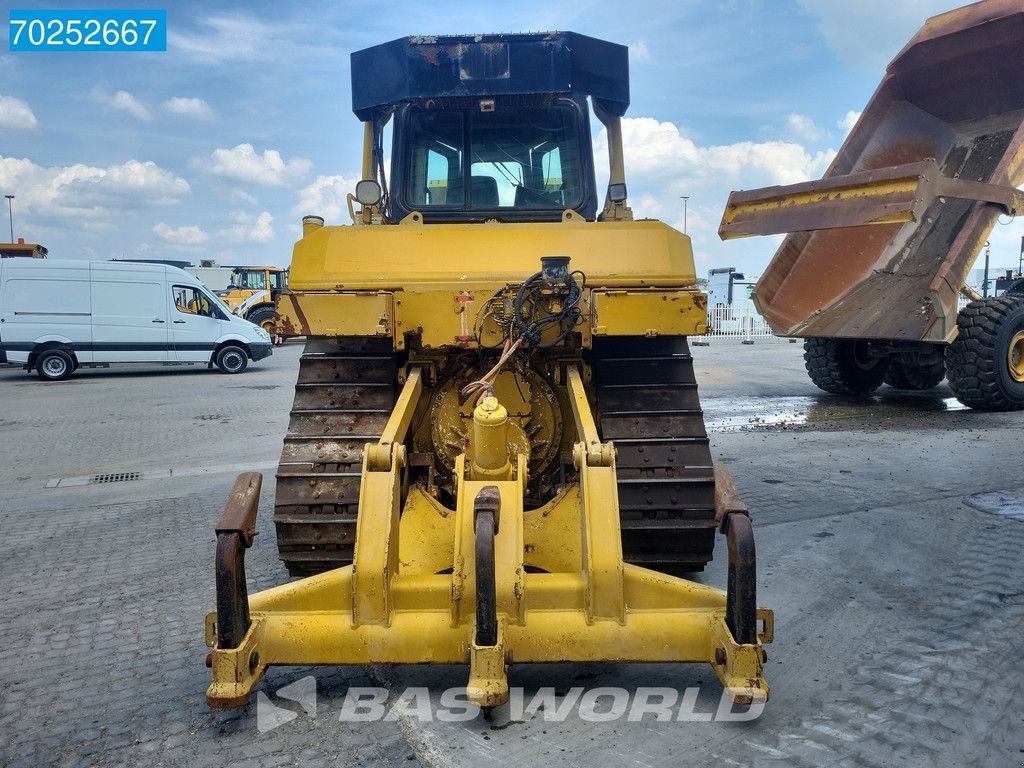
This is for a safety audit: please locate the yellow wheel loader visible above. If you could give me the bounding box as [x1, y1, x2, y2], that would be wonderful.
[214, 266, 288, 334]
[719, 0, 1024, 409]
[206, 32, 773, 711]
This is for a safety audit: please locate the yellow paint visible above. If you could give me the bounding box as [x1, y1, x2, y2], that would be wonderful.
[276, 291, 393, 337]
[469, 396, 514, 480]
[591, 288, 708, 337]
[290, 218, 697, 289]
[206, 367, 775, 709]
[719, 177, 921, 240]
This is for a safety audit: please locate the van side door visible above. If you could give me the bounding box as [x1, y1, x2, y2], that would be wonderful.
[170, 284, 224, 362]
[89, 267, 170, 362]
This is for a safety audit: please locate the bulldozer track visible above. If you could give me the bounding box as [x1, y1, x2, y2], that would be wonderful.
[273, 338, 397, 577]
[591, 336, 718, 574]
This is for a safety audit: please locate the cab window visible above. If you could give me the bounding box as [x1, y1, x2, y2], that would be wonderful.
[402, 102, 583, 211]
[245, 271, 268, 290]
[173, 285, 216, 318]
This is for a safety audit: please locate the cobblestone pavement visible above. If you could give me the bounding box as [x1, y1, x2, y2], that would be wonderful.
[0, 341, 1021, 767]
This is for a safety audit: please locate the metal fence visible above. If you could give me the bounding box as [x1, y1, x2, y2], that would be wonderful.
[697, 295, 977, 345]
[696, 302, 792, 345]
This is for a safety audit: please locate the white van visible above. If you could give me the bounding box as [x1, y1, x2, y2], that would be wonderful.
[0, 259, 273, 381]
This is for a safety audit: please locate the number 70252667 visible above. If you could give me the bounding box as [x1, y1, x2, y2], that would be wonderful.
[8, 10, 167, 51]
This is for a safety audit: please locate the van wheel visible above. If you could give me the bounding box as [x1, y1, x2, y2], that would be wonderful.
[36, 350, 75, 381]
[215, 345, 248, 374]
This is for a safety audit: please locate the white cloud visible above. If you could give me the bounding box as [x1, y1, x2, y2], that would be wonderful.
[100, 90, 152, 122]
[591, 116, 837, 278]
[0, 155, 189, 219]
[153, 222, 209, 247]
[0, 95, 37, 130]
[294, 174, 360, 222]
[168, 15, 274, 63]
[785, 113, 824, 142]
[838, 110, 862, 135]
[228, 188, 258, 206]
[221, 210, 274, 242]
[630, 41, 651, 64]
[162, 97, 215, 121]
[201, 143, 312, 187]
[797, 0, 963, 70]
[605, 116, 835, 188]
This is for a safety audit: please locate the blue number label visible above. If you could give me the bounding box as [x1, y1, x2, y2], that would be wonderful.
[9, 10, 167, 51]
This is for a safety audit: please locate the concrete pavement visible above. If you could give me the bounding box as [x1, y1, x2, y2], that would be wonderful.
[1, 340, 1021, 767]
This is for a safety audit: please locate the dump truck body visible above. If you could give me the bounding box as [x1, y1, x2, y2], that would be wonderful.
[719, 0, 1024, 409]
[720, 0, 1024, 344]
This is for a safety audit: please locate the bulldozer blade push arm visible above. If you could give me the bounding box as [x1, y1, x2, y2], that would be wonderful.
[205, 377, 774, 710]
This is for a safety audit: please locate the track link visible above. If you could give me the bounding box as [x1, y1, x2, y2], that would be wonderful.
[273, 338, 396, 577]
[590, 336, 717, 574]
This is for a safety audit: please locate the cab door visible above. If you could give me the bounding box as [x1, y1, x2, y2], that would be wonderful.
[170, 284, 224, 362]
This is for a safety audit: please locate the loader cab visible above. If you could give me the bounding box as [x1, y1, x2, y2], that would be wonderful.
[390, 95, 598, 223]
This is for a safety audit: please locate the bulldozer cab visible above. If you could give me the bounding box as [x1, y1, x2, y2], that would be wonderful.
[391, 95, 596, 221]
[351, 33, 630, 224]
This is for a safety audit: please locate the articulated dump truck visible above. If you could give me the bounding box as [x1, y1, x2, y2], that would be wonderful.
[205, 33, 774, 711]
[720, 0, 1024, 409]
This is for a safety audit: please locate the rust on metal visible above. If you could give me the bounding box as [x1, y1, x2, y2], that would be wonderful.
[713, 463, 748, 532]
[724, 512, 757, 646]
[273, 338, 398, 576]
[718, 0, 1024, 343]
[473, 485, 501, 534]
[215, 472, 262, 545]
[473, 486, 501, 647]
[214, 473, 263, 651]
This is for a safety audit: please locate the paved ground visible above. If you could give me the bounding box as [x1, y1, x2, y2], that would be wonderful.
[0, 340, 1021, 767]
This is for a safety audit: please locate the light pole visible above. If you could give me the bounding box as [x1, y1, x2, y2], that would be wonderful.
[680, 195, 689, 234]
[4, 195, 13, 242]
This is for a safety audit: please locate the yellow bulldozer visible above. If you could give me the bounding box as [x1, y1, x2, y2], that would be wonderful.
[205, 32, 773, 711]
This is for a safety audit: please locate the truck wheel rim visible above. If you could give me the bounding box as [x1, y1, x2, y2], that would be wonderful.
[1008, 331, 1024, 382]
[224, 351, 244, 371]
[43, 357, 66, 377]
[852, 341, 879, 371]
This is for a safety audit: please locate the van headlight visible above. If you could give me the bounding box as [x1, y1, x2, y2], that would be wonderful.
[254, 327, 271, 341]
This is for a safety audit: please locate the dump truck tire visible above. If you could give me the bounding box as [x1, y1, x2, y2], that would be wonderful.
[884, 360, 945, 390]
[946, 296, 1024, 410]
[803, 338, 888, 395]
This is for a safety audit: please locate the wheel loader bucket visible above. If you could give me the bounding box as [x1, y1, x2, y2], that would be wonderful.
[718, 0, 1024, 343]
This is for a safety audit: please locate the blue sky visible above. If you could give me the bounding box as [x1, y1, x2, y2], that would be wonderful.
[4, 0, 1019, 279]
